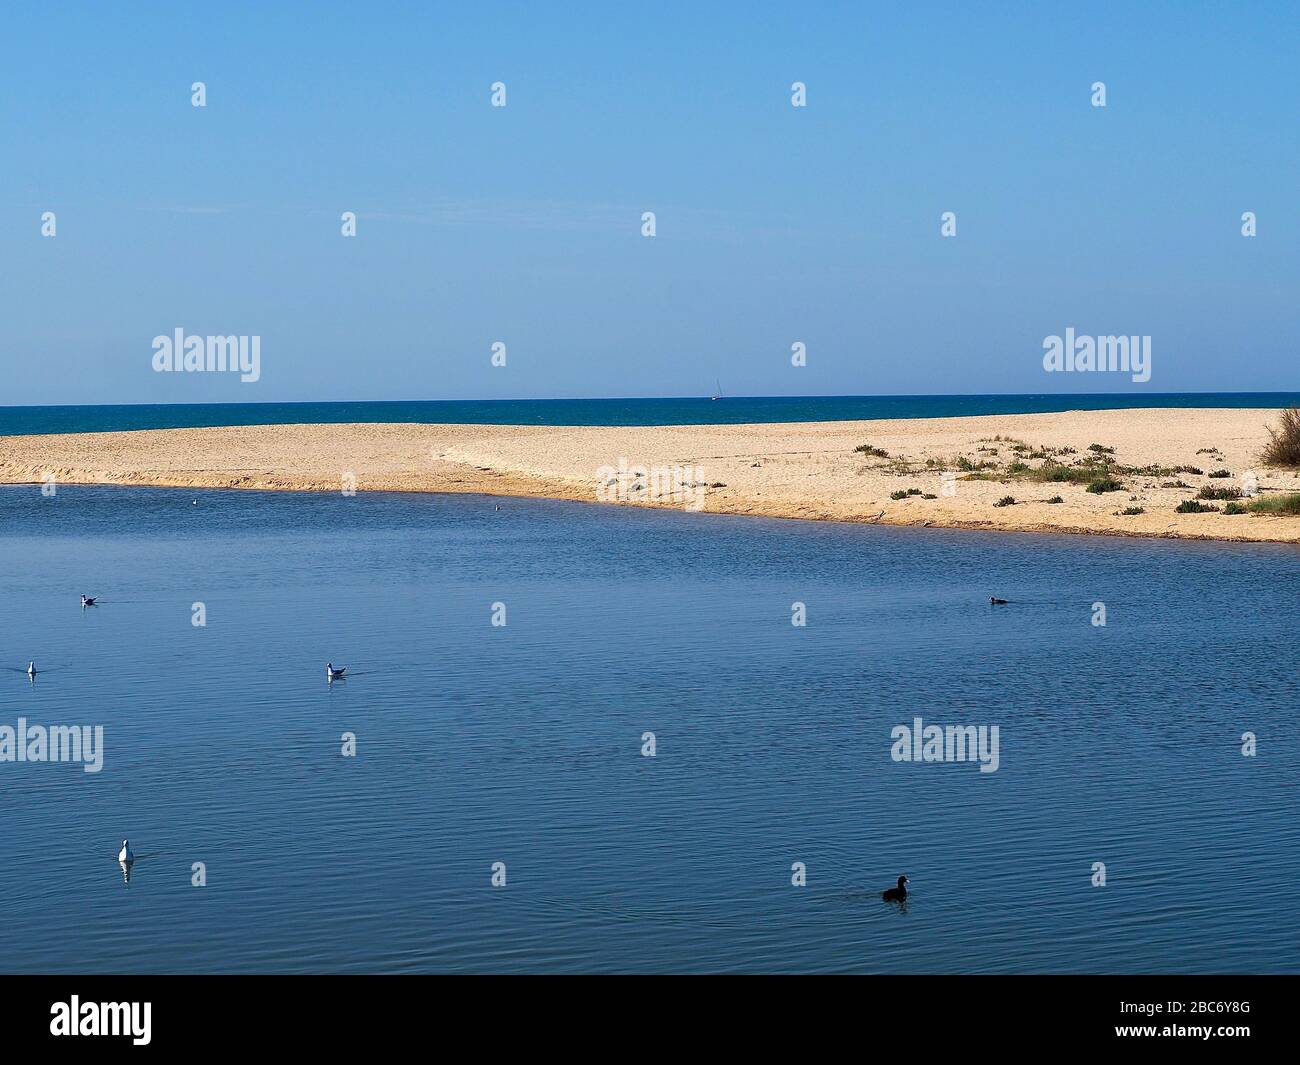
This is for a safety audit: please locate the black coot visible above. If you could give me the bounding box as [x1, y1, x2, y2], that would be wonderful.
[882, 875, 909, 901]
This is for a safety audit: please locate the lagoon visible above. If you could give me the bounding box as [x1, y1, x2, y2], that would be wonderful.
[1, 485, 1296, 973]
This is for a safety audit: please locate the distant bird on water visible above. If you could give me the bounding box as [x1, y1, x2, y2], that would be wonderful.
[989, 596, 1009, 605]
[81, 594, 98, 607]
[27, 661, 37, 678]
[882, 875, 910, 901]
[118, 839, 134, 884]
[326, 663, 347, 680]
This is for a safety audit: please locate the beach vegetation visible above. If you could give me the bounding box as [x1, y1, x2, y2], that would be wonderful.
[854, 444, 889, 458]
[1261, 408, 1300, 467]
[1086, 476, 1124, 493]
[1197, 485, 1241, 500]
[1223, 502, 1249, 515]
[1176, 499, 1218, 513]
[885, 457, 920, 474]
[993, 495, 1016, 507]
[1120, 506, 1145, 515]
[1117, 463, 1199, 477]
[959, 455, 1129, 495]
[1036, 463, 1082, 482]
[1247, 492, 1300, 516]
[1207, 468, 1232, 478]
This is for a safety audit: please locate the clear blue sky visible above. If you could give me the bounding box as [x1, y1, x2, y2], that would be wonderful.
[2, 1, 1296, 405]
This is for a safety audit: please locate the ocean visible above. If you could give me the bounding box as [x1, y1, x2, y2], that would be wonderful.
[2, 393, 1299, 436]
[1, 485, 1296, 973]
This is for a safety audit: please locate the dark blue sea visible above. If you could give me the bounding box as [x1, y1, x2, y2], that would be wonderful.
[2, 393, 1298, 435]
[2, 485, 1296, 973]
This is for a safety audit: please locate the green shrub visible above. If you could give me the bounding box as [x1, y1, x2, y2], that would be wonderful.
[1176, 499, 1219, 513]
[1247, 492, 1300, 516]
[855, 444, 889, 458]
[1197, 485, 1241, 500]
[1087, 477, 1124, 494]
[1038, 464, 1076, 482]
[993, 495, 1016, 508]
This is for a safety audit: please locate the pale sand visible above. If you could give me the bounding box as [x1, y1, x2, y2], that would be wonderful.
[2, 408, 1299, 543]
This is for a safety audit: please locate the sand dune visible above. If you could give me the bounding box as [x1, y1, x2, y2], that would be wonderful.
[2, 408, 1298, 543]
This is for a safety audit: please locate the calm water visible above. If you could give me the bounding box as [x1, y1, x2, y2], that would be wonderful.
[1, 485, 1297, 973]
[4, 392, 1299, 435]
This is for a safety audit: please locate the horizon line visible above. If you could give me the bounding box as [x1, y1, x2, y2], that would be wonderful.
[4, 389, 1300, 412]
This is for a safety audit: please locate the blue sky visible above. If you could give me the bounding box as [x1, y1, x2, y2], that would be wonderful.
[2, 1, 1296, 404]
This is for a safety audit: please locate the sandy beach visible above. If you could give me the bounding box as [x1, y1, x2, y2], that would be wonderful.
[3, 407, 1298, 543]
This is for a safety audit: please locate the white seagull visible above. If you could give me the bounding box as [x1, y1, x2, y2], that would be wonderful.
[326, 663, 347, 680]
[27, 661, 36, 677]
[118, 839, 135, 884]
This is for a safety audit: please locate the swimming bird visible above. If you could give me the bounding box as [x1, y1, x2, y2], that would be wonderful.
[27, 661, 36, 677]
[118, 839, 134, 864]
[81, 594, 98, 607]
[882, 875, 909, 901]
[989, 596, 1009, 605]
[326, 663, 347, 680]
